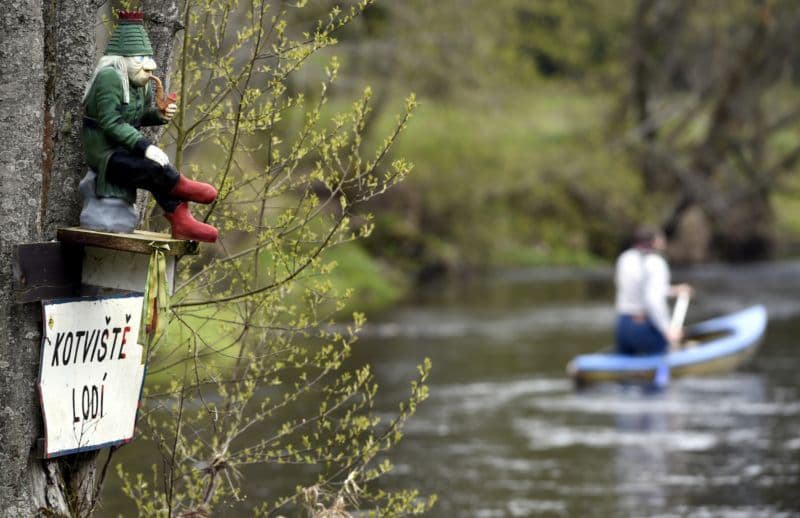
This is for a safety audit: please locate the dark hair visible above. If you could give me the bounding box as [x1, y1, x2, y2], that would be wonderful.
[633, 225, 663, 247]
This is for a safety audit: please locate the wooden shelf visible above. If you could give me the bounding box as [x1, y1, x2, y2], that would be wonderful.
[57, 227, 198, 256]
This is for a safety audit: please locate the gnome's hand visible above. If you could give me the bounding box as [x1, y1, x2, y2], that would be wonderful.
[145, 145, 169, 166]
[162, 103, 178, 121]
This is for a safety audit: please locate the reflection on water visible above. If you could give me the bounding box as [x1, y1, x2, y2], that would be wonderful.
[101, 262, 800, 517]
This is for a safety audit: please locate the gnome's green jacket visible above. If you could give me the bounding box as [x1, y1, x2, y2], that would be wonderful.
[82, 66, 166, 203]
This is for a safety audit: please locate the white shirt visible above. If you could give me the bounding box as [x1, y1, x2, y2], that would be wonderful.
[615, 248, 671, 335]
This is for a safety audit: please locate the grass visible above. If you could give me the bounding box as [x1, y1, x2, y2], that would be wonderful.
[355, 82, 638, 267]
[321, 241, 409, 313]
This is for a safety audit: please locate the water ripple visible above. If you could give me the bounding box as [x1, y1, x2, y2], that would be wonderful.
[513, 417, 719, 451]
[358, 304, 614, 339]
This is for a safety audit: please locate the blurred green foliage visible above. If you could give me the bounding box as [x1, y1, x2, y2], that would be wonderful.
[317, 0, 800, 272]
[363, 84, 644, 269]
[299, 0, 648, 276]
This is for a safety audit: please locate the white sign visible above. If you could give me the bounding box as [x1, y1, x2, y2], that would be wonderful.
[38, 294, 146, 458]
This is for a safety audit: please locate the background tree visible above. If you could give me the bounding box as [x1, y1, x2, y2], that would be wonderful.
[623, 0, 800, 261]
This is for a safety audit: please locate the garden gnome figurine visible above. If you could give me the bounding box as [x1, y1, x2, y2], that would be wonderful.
[81, 10, 218, 242]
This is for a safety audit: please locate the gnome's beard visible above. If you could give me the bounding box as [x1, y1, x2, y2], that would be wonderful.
[125, 57, 150, 87]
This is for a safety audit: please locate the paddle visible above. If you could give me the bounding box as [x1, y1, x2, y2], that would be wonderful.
[654, 290, 692, 389]
[670, 290, 691, 337]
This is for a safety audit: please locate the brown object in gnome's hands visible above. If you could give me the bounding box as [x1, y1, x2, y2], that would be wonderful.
[149, 74, 178, 115]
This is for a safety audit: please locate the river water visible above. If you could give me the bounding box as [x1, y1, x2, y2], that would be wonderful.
[102, 261, 800, 517]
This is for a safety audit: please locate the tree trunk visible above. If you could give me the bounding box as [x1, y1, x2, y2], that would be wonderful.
[138, 0, 182, 227]
[0, 1, 49, 515]
[713, 192, 775, 261]
[0, 2, 179, 515]
[667, 204, 712, 264]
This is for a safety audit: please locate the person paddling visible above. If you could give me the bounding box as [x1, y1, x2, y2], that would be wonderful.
[614, 226, 692, 356]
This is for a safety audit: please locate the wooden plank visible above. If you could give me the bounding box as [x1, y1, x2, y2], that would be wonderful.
[14, 243, 82, 303]
[57, 227, 198, 256]
[82, 247, 176, 294]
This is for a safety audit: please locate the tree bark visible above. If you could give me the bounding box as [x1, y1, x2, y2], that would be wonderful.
[0, 1, 48, 515]
[41, 0, 98, 238]
[137, 0, 182, 227]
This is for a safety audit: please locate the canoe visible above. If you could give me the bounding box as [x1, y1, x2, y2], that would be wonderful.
[566, 305, 767, 386]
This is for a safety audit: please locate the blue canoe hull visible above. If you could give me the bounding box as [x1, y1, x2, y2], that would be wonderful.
[567, 305, 767, 385]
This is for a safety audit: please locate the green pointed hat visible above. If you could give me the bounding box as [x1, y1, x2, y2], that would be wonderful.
[105, 10, 153, 56]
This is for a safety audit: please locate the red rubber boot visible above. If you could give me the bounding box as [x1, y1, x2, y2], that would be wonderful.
[164, 202, 218, 242]
[169, 175, 218, 204]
